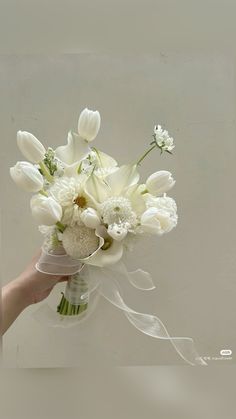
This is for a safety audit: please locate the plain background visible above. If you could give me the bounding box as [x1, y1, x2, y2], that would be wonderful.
[0, 0, 236, 417]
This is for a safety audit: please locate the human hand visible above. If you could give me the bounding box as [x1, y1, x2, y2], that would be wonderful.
[2, 250, 68, 334]
[16, 250, 68, 305]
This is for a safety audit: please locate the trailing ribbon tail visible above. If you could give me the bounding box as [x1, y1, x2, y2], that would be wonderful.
[33, 248, 207, 365]
[87, 264, 207, 366]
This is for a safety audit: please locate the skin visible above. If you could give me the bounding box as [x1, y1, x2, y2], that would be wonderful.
[1, 251, 68, 335]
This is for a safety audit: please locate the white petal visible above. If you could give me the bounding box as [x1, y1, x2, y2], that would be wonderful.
[55, 131, 90, 166]
[86, 240, 123, 267]
[125, 184, 146, 215]
[94, 149, 117, 168]
[106, 164, 140, 196]
[84, 173, 110, 205]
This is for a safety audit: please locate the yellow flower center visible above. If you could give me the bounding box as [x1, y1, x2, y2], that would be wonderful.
[74, 195, 87, 208]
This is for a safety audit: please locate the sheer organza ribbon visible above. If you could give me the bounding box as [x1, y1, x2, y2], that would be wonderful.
[34, 246, 207, 365]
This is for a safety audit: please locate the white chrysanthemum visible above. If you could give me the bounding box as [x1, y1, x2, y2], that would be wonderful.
[49, 177, 86, 207]
[49, 176, 93, 226]
[100, 197, 137, 227]
[62, 225, 99, 259]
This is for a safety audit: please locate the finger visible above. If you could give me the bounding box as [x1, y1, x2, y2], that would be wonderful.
[58, 276, 69, 283]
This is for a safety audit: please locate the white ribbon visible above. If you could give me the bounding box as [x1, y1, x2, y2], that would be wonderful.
[34, 247, 207, 365]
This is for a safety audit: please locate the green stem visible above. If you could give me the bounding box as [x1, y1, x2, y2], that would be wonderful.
[92, 147, 103, 167]
[39, 189, 48, 197]
[57, 293, 88, 316]
[39, 161, 54, 183]
[56, 221, 66, 233]
[136, 144, 157, 166]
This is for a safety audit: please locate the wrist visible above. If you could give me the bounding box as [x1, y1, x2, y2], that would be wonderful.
[9, 277, 32, 310]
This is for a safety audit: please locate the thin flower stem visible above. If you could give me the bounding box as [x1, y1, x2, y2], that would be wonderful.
[39, 161, 54, 183]
[136, 144, 157, 166]
[39, 189, 48, 197]
[92, 147, 103, 166]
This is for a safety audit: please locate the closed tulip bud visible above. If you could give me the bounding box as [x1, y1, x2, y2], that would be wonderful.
[146, 171, 175, 196]
[30, 195, 62, 225]
[10, 161, 44, 192]
[80, 207, 101, 229]
[17, 131, 46, 163]
[78, 108, 101, 142]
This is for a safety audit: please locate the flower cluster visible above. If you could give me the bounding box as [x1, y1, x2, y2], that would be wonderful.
[10, 107, 178, 267]
[153, 125, 175, 153]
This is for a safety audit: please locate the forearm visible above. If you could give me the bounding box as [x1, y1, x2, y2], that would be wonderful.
[1, 278, 29, 335]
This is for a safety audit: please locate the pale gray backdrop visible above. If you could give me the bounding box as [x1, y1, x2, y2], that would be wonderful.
[1, 53, 235, 366]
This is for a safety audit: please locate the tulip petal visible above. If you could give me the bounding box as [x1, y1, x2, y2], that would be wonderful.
[17, 131, 46, 163]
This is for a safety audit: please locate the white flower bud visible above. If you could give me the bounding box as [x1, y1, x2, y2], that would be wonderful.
[30, 195, 62, 225]
[80, 207, 101, 229]
[146, 171, 175, 196]
[10, 161, 44, 192]
[17, 131, 46, 163]
[78, 108, 101, 142]
[107, 224, 128, 241]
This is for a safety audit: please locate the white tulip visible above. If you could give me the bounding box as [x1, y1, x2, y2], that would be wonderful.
[10, 161, 44, 192]
[80, 208, 101, 229]
[141, 207, 177, 235]
[146, 171, 175, 196]
[17, 131, 46, 163]
[78, 108, 101, 142]
[30, 195, 62, 225]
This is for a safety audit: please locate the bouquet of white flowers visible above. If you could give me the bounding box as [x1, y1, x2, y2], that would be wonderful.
[10, 107, 205, 365]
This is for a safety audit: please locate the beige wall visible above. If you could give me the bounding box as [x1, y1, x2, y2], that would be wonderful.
[1, 1, 236, 419]
[1, 52, 235, 367]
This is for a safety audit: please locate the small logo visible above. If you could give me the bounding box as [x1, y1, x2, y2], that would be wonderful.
[202, 349, 233, 362]
[220, 349, 232, 356]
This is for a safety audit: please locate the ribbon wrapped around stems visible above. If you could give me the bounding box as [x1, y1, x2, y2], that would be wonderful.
[34, 246, 207, 366]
